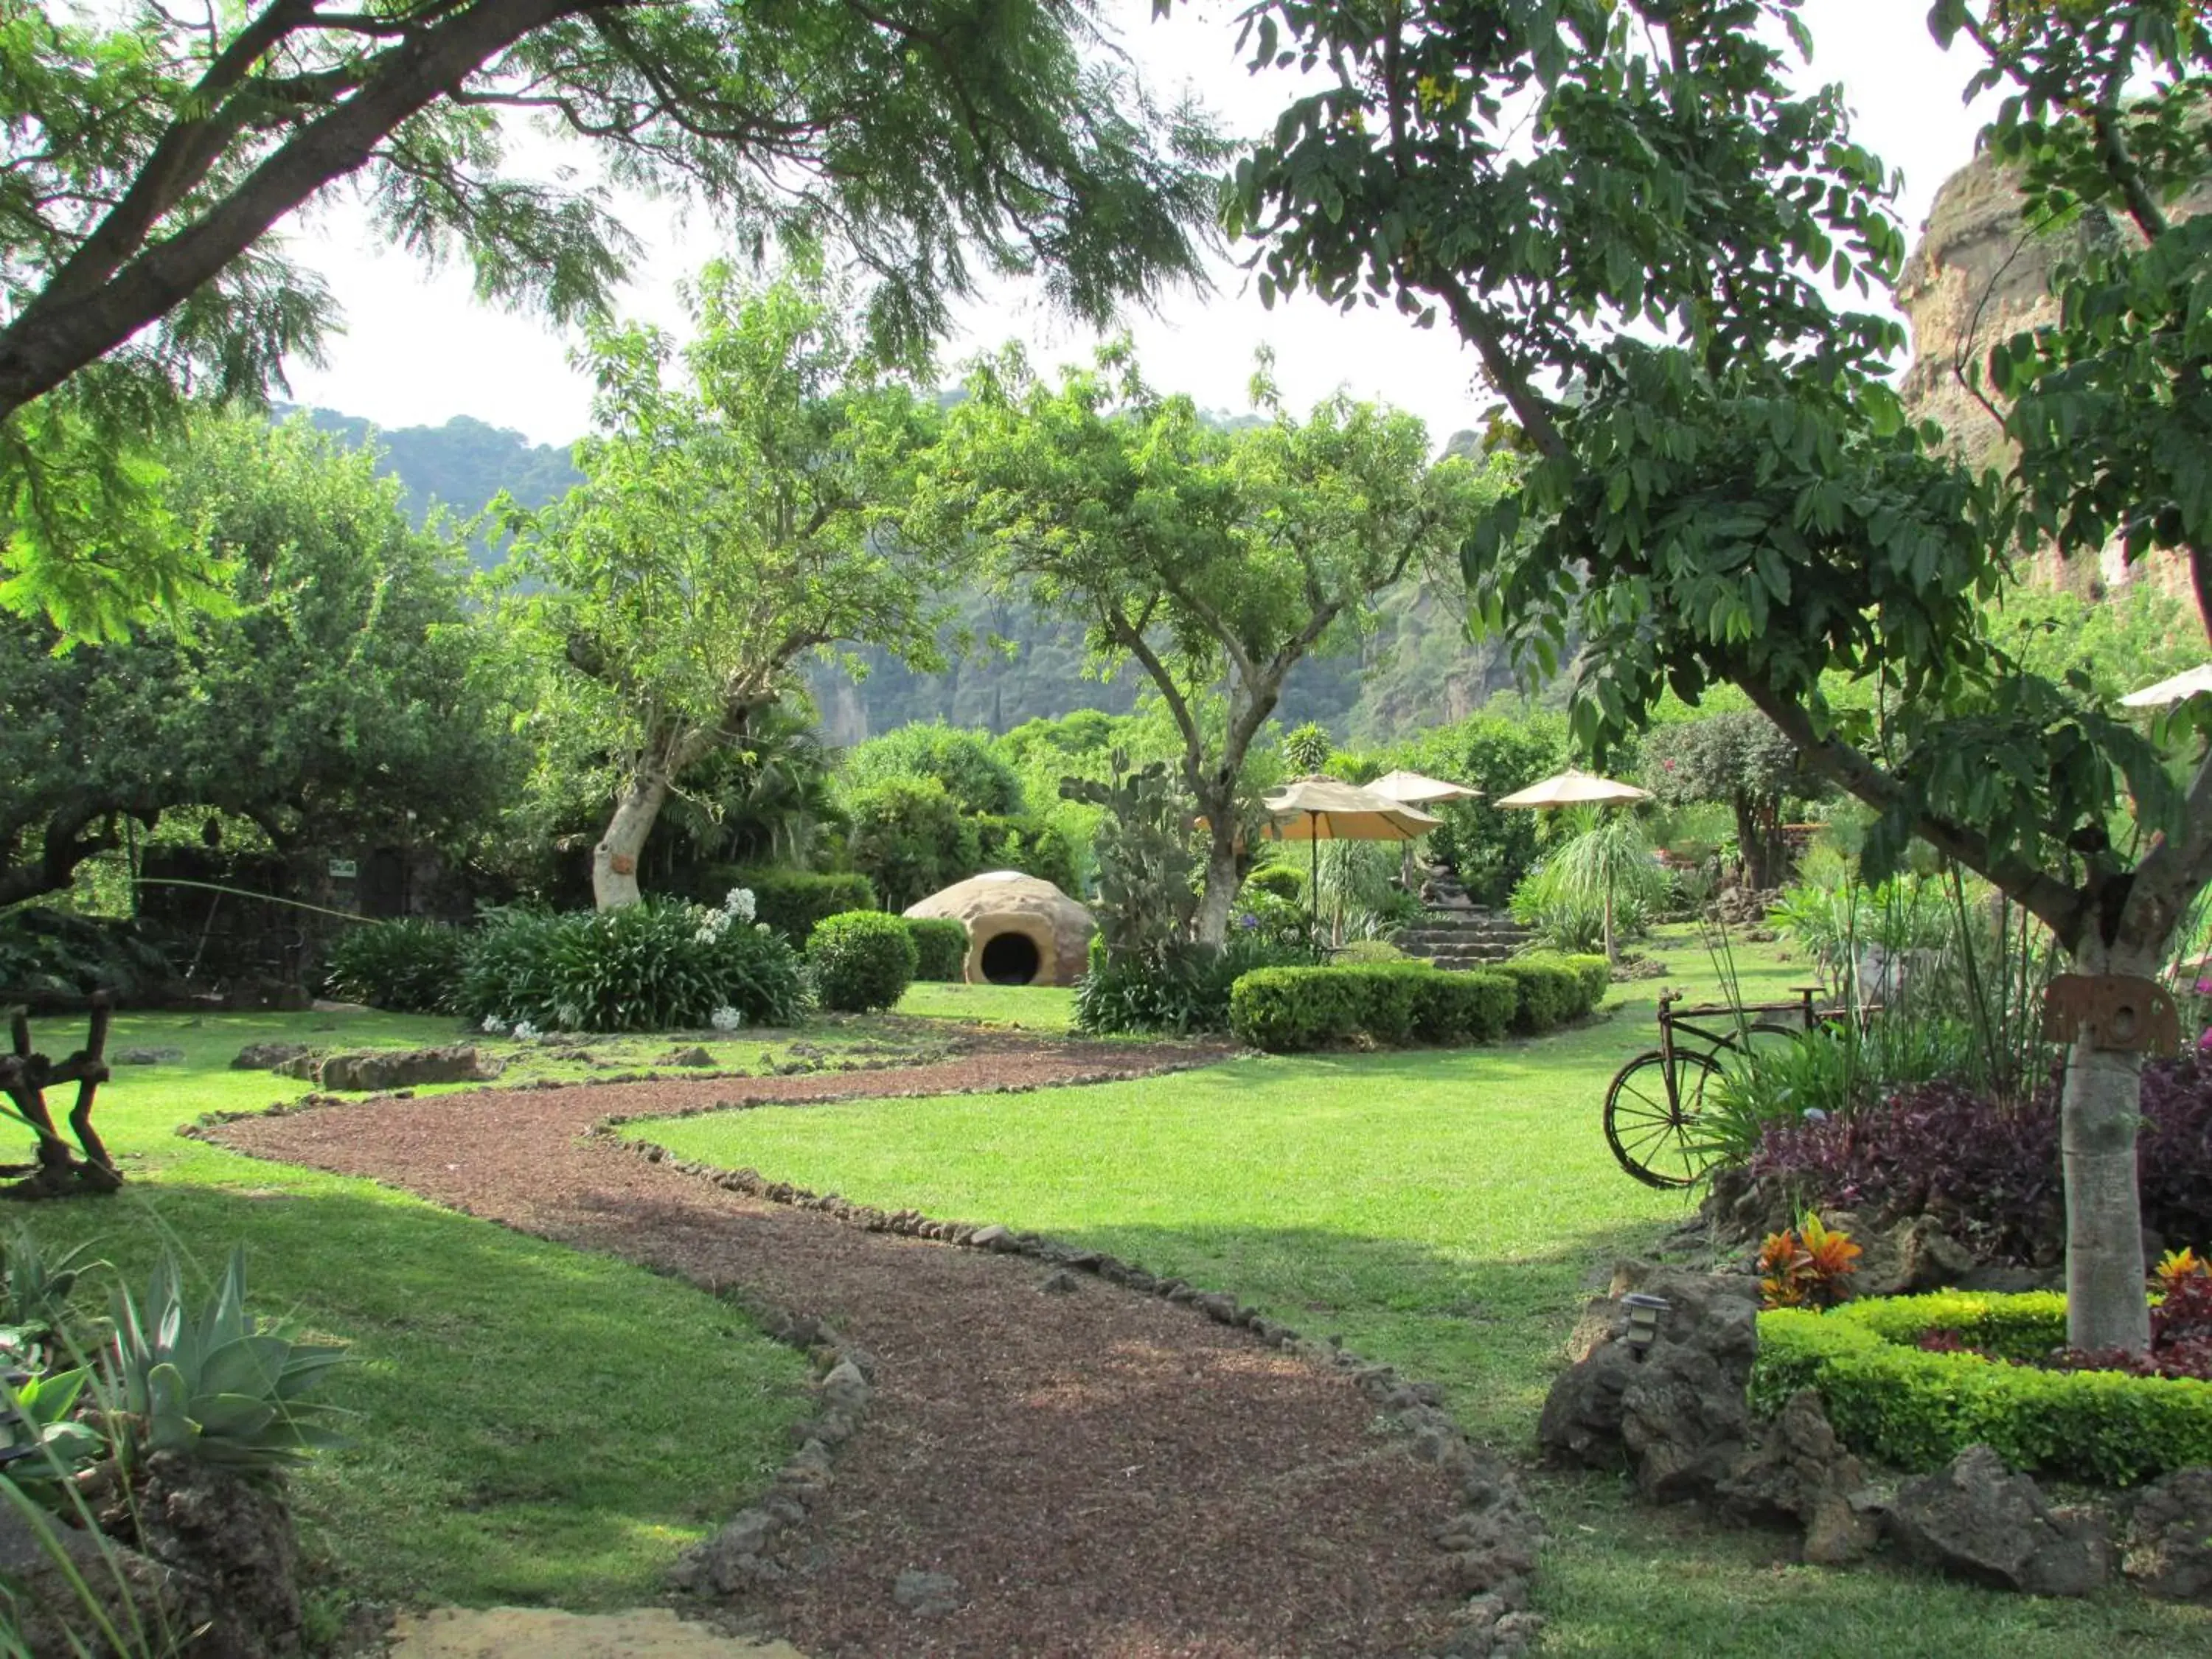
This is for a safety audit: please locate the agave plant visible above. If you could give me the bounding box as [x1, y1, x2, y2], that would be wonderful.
[108, 1251, 352, 1475]
[0, 1229, 105, 1367]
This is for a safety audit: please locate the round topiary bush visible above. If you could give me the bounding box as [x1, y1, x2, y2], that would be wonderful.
[808, 910, 919, 1012]
[904, 917, 969, 981]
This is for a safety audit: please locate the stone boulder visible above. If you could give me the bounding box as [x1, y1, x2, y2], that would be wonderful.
[902, 870, 1096, 988]
[2124, 1465, 2212, 1604]
[232, 1041, 315, 1071]
[274, 1044, 502, 1091]
[1885, 1444, 2114, 1596]
[1539, 1262, 1761, 1500]
[1716, 1389, 1879, 1565]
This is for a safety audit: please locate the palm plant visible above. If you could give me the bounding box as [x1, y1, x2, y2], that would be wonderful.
[1517, 813, 1667, 961]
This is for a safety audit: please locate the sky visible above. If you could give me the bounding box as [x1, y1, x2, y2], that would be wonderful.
[282, 0, 1997, 450]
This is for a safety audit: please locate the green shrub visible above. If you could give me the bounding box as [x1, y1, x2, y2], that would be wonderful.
[1228, 966, 1368, 1051]
[1332, 939, 1407, 964]
[458, 897, 808, 1032]
[1243, 864, 1307, 903]
[844, 777, 981, 911]
[904, 917, 970, 981]
[841, 721, 1023, 816]
[1561, 953, 1611, 1008]
[323, 918, 469, 1012]
[973, 813, 1079, 894]
[1349, 963, 1424, 1044]
[807, 910, 919, 1012]
[1752, 1294, 2212, 1486]
[699, 867, 876, 945]
[1410, 970, 1519, 1046]
[1495, 954, 1590, 1032]
[1077, 933, 1316, 1035]
[0, 906, 175, 1002]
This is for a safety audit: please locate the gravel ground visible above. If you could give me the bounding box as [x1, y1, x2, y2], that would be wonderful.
[210, 1039, 1465, 1658]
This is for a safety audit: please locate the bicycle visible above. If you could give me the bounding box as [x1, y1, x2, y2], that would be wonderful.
[1603, 987, 1852, 1189]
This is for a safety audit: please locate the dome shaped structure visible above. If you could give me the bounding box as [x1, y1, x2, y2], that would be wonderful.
[902, 871, 1096, 988]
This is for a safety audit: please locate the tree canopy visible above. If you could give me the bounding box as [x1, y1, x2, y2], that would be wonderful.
[0, 411, 512, 908]
[502, 263, 949, 908]
[917, 342, 1498, 939]
[0, 0, 1222, 639]
[1229, 0, 2212, 1349]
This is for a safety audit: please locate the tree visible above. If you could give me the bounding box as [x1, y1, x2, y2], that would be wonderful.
[505, 265, 947, 909]
[0, 0, 1221, 639]
[1229, 0, 2212, 1350]
[1644, 712, 1814, 891]
[919, 344, 1495, 941]
[0, 412, 512, 907]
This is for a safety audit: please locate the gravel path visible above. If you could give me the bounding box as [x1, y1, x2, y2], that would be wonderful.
[209, 1040, 1465, 1658]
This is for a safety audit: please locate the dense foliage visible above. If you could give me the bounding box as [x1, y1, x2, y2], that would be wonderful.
[1228, 962, 1517, 1051]
[1641, 712, 1814, 891]
[695, 869, 878, 946]
[1750, 1060, 2212, 1263]
[1072, 933, 1315, 1036]
[323, 920, 470, 1015]
[806, 911, 919, 1013]
[456, 896, 807, 1032]
[841, 723, 1023, 817]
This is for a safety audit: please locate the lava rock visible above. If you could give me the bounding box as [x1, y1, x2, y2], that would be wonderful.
[657, 1046, 715, 1068]
[1717, 1389, 1878, 1564]
[276, 1044, 503, 1091]
[231, 1041, 315, 1071]
[114, 1046, 185, 1065]
[1886, 1444, 2114, 1596]
[2123, 1465, 2212, 1603]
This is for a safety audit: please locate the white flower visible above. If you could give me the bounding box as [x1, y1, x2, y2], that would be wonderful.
[724, 887, 757, 924]
[481, 1014, 504, 1034]
[709, 1004, 745, 1032]
[511, 1020, 540, 1042]
[556, 1004, 582, 1031]
[755, 922, 771, 934]
[693, 925, 720, 945]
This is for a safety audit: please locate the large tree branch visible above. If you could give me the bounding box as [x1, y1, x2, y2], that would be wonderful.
[1736, 672, 2092, 947]
[0, 0, 589, 422]
[1422, 269, 1570, 462]
[2120, 744, 2212, 957]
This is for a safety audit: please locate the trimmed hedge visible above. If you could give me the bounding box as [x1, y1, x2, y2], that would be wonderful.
[1495, 951, 1607, 1032]
[807, 910, 918, 1013]
[700, 867, 877, 945]
[1753, 1293, 2212, 1486]
[1229, 963, 1521, 1051]
[904, 917, 970, 981]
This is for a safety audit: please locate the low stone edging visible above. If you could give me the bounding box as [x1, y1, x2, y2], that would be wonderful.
[602, 1130, 1548, 1659]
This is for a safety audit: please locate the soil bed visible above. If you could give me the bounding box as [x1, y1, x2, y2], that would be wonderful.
[208, 1034, 1467, 1658]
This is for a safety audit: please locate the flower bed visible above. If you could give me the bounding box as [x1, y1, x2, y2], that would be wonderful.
[1752, 1290, 2212, 1486]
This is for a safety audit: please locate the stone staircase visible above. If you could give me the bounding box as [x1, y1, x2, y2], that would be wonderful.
[1396, 866, 1532, 969]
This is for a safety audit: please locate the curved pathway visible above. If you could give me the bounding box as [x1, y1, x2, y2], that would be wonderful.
[209, 1040, 1467, 1658]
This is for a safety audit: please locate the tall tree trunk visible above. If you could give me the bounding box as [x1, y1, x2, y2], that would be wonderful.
[1194, 806, 1242, 947]
[2056, 933, 2161, 1352]
[592, 757, 673, 910]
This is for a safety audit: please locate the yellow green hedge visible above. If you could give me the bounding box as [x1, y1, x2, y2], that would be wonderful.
[1752, 1292, 2212, 1486]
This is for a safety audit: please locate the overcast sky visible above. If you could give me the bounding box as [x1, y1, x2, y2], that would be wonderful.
[282, 0, 1996, 450]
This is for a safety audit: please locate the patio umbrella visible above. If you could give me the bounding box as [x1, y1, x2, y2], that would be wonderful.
[2121, 664, 2212, 709]
[1259, 777, 1443, 933]
[1364, 769, 1481, 883]
[1495, 768, 1652, 961]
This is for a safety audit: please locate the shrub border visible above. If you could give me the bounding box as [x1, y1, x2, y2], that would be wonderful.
[1752, 1291, 2212, 1486]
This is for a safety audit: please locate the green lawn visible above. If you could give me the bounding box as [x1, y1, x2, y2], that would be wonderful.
[634, 931, 2211, 1658]
[896, 978, 1077, 1032]
[16, 1008, 809, 1619]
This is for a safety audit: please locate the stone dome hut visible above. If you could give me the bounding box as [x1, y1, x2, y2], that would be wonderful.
[902, 871, 1096, 988]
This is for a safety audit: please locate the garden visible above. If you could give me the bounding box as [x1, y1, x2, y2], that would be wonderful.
[7, 1, 2212, 1656]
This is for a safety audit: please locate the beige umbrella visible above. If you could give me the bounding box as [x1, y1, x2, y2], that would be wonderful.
[1259, 777, 1442, 933]
[1364, 769, 1481, 884]
[1495, 768, 1651, 961]
[1494, 767, 1652, 809]
[2121, 664, 2212, 709]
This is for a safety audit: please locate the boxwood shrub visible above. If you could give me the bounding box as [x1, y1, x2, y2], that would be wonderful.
[807, 910, 919, 1012]
[904, 917, 970, 981]
[1229, 963, 1523, 1051]
[698, 866, 877, 945]
[1752, 1293, 2212, 1486]
[1495, 951, 1607, 1032]
[324, 918, 468, 1013]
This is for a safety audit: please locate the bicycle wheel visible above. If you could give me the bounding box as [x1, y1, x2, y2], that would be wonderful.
[1604, 1048, 1724, 1189]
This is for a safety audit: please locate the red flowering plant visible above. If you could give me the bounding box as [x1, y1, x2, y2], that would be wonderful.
[1757, 1212, 1862, 1310]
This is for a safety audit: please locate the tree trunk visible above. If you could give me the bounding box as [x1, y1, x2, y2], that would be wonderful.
[2055, 929, 2169, 1352]
[592, 759, 673, 911]
[1194, 816, 1242, 947]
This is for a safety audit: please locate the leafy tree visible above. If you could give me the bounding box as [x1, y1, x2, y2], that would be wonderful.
[840, 721, 1023, 816]
[0, 413, 510, 907]
[503, 265, 947, 909]
[1643, 712, 1815, 891]
[843, 776, 978, 912]
[0, 0, 1221, 638]
[1230, 0, 2212, 1349]
[919, 344, 1495, 941]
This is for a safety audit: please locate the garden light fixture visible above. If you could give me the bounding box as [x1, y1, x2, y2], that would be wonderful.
[1621, 1293, 1670, 1363]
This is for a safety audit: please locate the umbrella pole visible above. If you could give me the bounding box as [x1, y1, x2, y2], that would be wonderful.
[1310, 822, 1320, 941]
